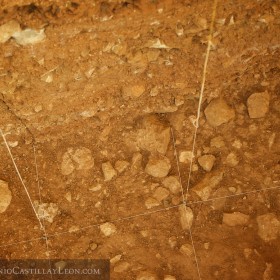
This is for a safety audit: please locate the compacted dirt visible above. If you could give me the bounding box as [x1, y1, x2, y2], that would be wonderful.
[0, 0, 279, 279]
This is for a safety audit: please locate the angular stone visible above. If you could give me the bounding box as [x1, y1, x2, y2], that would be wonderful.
[100, 222, 117, 236]
[223, 212, 249, 226]
[162, 176, 181, 194]
[192, 171, 223, 201]
[179, 244, 193, 256]
[204, 98, 235, 127]
[13, 28, 46, 46]
[0, 20, 21, 43]
[61, 150, 75, 175]
[0, 180, 12, 213]
[102, 161, 117, 181]
[34, 201, 59, 223]
[145, 197, 160, 209]
[179, 151, 193, 163]
[137, 115, 170, 155]
[145, 154, 171, 178]
[257, 213, 280, 242]
[122, 84, 145, 99]
[198, 154, 216, 171]
[247, 91, 270, 118]
[179, 205, 193, 229]
[153, 187, 170, 201]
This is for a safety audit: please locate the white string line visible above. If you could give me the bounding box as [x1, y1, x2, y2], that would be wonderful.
[1, 184, 280, 249]
[171, 127, 185, 204]
[186, 185, 280, 206]
[0, 129, 44, 229]
[46, 204, 183, 239]
[32, 144, 53, 280]
[185, 0, 218, 200]
[171, 126, 202, 279]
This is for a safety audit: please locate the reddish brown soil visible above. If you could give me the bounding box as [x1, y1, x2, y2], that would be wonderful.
[0, 1, 279, 280]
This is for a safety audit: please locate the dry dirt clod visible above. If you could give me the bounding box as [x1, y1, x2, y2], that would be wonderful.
[113, 261, 130, 273]
[204, 98, 235, 127]
[122, 84, 145, 99]
[61, 147, 94, 175]
[222, 212, 250, 226]
[100, 222, 117, 236]
[198, 154, 216, 172]
[225, 152, 239, 167]
[102, 161, 117, 181]
[247, 91, 270, 118]
[0, 20, 21, 43]
[256, 213, 280, 242]
[153, 187, 170, 202]
[145, 154, 171, 178]
[162, 176, 181, 194]
[0, 179, 12, 213]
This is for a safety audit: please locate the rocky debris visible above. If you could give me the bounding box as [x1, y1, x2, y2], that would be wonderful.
[136, 271, 158, 280]
[162, 176, 181, 194]
[145, 197, 160, 209]
[34, 201, 59, 223]
[192, 171, 223, 201]
[0, 20, 21, 43]
[179, 151, 193, 163]
[102, 161, 117, 181]
[153, 187, 170, 201]
[222, 212, 250, 226]
[164, 275, 176, 280]
[122, 84, 145, 99]
[0, 180, 12, 213]
[100, 222, 117, 236]
[64, 192, 72, 202]
[68, 225, 80, 233]
[204, 98, 235, 127]
[89, 183, 102, 192]
[247, 91, 270, 118]
[136, 115, 170, 155]
[256, 213, 280, 242]
[90, 243, 98, 251]
[198, 154, 216, 171]
[110, 254, 122, 265]
[179, 243, 193, 256]
[113, 261, 130, 273]
[179, 205, 194, 229]
[13, 28, 46, 46]
[210, 136, 225, 148]
[225, 152, 239, 167]
[114, 160, 129, 173]
[145, 154, 171, 178]
[61, 147, 94, 175]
